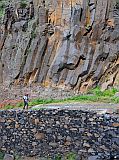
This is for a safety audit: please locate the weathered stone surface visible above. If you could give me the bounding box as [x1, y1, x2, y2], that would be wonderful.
[0, 110, 119, 158]
[3, 154, 14, 160]
[35, 132, 45, 140]
[0, 0, 119, 101]
[88, 156, 99, 160]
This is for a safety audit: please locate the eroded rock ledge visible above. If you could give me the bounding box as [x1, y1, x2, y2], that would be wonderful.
[0, 0, 119, 99]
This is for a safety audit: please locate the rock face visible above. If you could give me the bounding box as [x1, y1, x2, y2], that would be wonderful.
[0, 0, 119, 96]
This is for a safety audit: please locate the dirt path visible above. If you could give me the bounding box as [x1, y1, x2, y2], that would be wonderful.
[31, 102, 119, 114]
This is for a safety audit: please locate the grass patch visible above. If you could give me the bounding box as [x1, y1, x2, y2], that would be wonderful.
[89, 87, 118, 97]
[4, 105, 15, 110]
[16, 102, 24, 108]
[1, 87, 119, 110]
[111, 96, 119, 103]
[65, 152, 77, 160]
[29, 98, 64, 106]
[27, 87, 119, 105]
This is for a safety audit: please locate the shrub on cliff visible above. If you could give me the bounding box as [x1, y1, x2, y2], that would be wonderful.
[116, 0, 119, 9]
[0, 0, 5, 20]
[20, 0, 27, 8]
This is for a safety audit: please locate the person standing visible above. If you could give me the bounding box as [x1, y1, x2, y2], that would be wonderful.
[23, 94, 29, 109]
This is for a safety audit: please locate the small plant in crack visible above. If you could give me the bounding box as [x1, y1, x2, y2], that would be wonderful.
[20, 0, 27, 8]
[116, 0, 119, 9]
[31, 30, 37, 39]
[0, 0, 6, 20]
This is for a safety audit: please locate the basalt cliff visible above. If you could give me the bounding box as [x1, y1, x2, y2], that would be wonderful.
[0, 0, 119, 100]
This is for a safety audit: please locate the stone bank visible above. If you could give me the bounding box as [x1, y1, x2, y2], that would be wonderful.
[0, 110, 119, 159]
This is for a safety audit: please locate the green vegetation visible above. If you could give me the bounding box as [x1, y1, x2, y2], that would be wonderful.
[14, 154, 21, 160]
[65, 152, 77, 160]
[31, 30, 37, 39]
[88, 86, 118, 96]
[1, 87, 119, 110]
[73, 87, 119, 103]
[0, 151, 21, 160]
[41, 152, 77, 160]
[0, 152, 77, 160]
[85, 24, 91, 31]
[116, 0, 119, 9]
[0, 0, 27, 19]
[0, 0, 5, 20]
[0, 151, 4, 160]
[54, 154, 62, 160]
[3, 105, 15, 110]
[52, 152, 77, 160]
[29, 98, 62, 106]
[20, 0, 27, 8]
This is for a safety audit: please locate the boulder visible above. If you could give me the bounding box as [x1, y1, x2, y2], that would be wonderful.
[3, 154, 14, 160]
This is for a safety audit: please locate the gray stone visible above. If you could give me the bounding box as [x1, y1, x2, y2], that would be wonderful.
[88, 156, 99, 160]
[49, 142, 57, 147]
[0, 110, 119, 157]
[4, 154, 14, 160]
[114, 92, 119, 97]
[88, 148, 95, 153]
[83, 143, 90, 148]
